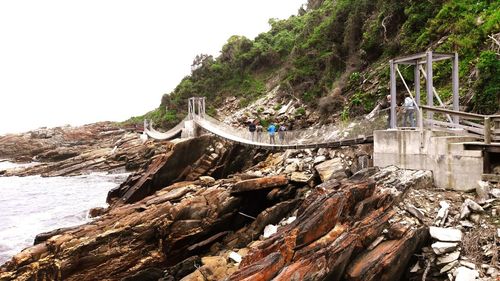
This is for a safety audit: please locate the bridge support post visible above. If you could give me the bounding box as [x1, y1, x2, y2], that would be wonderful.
[426, 51, 434, 122]
[414, 64, 420, 107]
[389, 60, 397, 129]
[452, 52, 460, 124]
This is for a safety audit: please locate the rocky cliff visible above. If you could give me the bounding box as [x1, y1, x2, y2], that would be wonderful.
[2, 131, 498, 280]
[0, 123, 168, 177]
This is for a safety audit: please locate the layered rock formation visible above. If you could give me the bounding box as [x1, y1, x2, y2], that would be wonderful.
[0, 133, 437, 281]
[0, 122, 169, 177]
[107, 135, 264, 205]
[1, 129, 498, 280]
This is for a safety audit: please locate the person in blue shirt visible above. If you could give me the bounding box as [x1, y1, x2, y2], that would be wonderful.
[267, 123, 276, 144]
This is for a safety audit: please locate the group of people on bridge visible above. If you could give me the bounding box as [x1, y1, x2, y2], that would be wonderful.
[248, 120, 287, 144]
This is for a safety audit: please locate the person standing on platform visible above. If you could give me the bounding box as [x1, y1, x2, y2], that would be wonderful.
[402, 94, 415, 127]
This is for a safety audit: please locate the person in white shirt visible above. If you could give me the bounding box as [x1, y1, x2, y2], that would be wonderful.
[402, 94, 415, 127]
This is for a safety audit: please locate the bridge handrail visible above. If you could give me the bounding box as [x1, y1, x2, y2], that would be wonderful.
[419, 105, 499, 144]
[144, 117, 187, 140]
[193, 109, 388, 147]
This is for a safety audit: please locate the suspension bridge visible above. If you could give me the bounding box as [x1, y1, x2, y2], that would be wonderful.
[142, 51, 499, 190]
[143, 96, 385, 150]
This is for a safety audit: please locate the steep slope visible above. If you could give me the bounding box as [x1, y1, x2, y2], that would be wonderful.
[131, 0, 498, 129]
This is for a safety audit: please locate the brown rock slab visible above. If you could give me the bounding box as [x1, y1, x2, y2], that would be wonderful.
[231, 176, 288, 194]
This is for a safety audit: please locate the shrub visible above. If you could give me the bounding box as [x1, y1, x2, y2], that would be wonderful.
[295, 107, 306, 116]
[319, 94, 345, 115]
[473, 51, 500, 114]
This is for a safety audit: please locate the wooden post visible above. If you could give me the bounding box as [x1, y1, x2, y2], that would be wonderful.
[452, 52, 459, 124]
[484, 117, 491, 144]
[426, 51, 433, 122]
[414, 63, 420, 106]
[390, 60, 397, 129]
[418, 107, 424, 131]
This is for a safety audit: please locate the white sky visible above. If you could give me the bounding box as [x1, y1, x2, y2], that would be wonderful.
[0, 0, 304, 134]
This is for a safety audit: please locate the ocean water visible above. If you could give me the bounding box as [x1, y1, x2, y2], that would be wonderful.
[0, 163, 128, 264]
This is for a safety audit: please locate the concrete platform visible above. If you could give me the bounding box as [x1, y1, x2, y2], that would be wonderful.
[373, 129, 483, 191]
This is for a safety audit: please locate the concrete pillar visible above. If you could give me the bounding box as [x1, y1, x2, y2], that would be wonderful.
[390, 60, 397, 129]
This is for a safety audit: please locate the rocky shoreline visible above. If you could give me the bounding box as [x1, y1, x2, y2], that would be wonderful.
[0, 130, 499, 280]
[0, 123, 169, 177]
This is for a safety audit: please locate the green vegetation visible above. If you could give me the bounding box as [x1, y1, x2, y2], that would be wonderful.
[132, 0, 499, 129]
[473, 51, 499, 114]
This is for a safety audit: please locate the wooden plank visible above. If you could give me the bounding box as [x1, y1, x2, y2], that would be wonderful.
[420, 105, 485, 120]
[461, 120, 484, 129]
[424, 119, 485, 135]
[482, 174, 500, 183]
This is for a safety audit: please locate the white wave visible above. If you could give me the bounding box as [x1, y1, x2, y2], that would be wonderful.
[0, 172, 129, 265]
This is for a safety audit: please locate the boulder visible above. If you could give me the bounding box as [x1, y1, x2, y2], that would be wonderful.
[429, 227, 462, 242]
[88, 207, 107, 218]
[315, 158, 346, 182]
[455, 266, 479, 281]
[476, 181, 490, 203]
[199, 176, 216, 186]
[431, 242, 458, 255]
[290, 172, 313, 183]
[436, 251, 460, 265]
[313, 155, 326, 164]
[231, 175, 288, 194]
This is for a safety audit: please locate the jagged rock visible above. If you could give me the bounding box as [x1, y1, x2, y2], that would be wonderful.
[88, 207, 107, 218]
[432, 242, 458, 255]
[460, 220, 474, 228]
[315, 158, 346, 182]
[476, 181, 490, 204]
[284, 162, 298, 173]
[231, 175, 288, 194]
[455, 266, 479, 281]
[439, 260, 458, 273]
[436, 251, 460, 265]
[313, 155, 326, 164]
[290, 172, 313, 183]
[122, 267, 164, 281]
[429, 227, 462, 242]
[0, 181, 251, 280]
[460, 199, 484, 219]
[405, 203, 425, 222]
[459, 260, 476, 269]
[199, 176, 216, 186]
[0, 123, 169, 176]
[490, 188, 500, 198]
[108, 135, 261, 204]
[0, 151, 436, 281]
[344, 227, 429, 281]
[435, 201, 450, 226]
[228, 252, 242, 264]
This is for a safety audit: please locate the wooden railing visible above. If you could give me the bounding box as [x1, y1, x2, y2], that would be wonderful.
[419, 105, 500, 144]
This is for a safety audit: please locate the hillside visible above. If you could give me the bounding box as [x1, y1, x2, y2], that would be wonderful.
[131, 0, 499, 129]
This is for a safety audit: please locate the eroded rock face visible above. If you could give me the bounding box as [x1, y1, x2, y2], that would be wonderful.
[229, 170, 431, 281]
[107, 135, 263, 205]
[0, 125, 439, 281]
[0, 122, 170, 177]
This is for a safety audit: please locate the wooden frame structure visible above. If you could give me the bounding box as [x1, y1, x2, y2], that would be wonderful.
[389, 51, 459, 128]
[188, 97, 206, 120]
